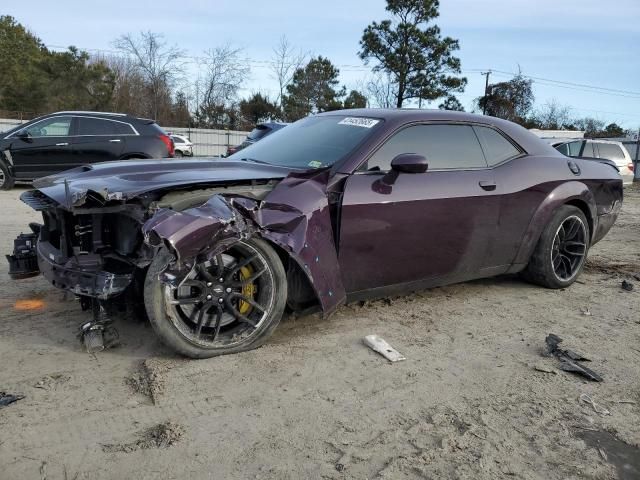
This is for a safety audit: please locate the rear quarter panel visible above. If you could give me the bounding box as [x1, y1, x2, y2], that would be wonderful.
[488, 155, 622, 270]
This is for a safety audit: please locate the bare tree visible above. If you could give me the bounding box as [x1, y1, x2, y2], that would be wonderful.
[97, 54, 147, 116]
[270, 36, 307, 108]
[191, 45, 250, 128]
[365, 72, 396, 108]
[534, 99, 573, 129]
[200, 44, 250, 108]
[113, 31, 185, 120]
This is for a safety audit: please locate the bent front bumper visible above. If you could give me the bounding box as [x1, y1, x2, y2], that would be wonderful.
[35, 240, 133, 299]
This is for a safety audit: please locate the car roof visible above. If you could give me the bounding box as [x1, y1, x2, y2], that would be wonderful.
[44, 111, 154, 123]
[318, 108, 559, 157]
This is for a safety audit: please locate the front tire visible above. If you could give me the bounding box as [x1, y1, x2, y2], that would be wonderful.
[0, 162, 15, 190]
[522, 205, 589, 289]
[174, 150, 183, 157]
[144, 238, 287, 358]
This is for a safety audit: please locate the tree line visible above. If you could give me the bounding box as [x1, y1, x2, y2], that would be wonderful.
[0, 1, 629, 135]
[475, 72, 629, 137]
[0, 1, 467, 129]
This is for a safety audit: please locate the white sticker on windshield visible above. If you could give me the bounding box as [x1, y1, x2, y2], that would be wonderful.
[338, 117, 380, 128]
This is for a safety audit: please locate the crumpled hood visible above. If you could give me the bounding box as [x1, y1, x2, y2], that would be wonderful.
[33, 158, 295, 207]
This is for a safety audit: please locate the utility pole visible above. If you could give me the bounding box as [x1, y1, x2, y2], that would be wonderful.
[481, 70, 491, 115]
[634, 127, 640, 182]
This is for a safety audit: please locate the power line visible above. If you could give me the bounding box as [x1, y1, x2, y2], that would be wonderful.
[486, 69, 640, 99]
[44, 43, 640, 121]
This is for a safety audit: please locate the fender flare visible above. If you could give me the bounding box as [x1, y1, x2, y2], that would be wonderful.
[513, 181, 597, 265]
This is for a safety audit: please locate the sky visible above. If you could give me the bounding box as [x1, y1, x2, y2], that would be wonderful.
[5, 0, 640, 129]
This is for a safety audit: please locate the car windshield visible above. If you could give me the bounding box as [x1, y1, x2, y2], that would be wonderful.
[227, 115, 383, 169]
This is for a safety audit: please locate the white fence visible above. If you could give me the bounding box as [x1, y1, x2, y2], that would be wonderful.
[0, 118, 248, 157]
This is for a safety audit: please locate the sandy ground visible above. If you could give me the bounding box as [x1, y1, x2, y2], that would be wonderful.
[1, 185, 639, 480]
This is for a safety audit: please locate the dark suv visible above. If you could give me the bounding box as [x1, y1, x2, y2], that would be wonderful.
[226, 122, 288, 156]
[0, 111, 174, 189]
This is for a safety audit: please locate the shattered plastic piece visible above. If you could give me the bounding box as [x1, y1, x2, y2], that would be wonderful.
[545, 334, 603, 382]
[0, 392, 25, 408]
[621, 280, 634, 292]
[364, 335, 406, 362]
[533, 363, 557, 375]
[579, 393, 611, 416]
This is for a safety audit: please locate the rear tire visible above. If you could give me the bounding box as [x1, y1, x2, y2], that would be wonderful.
[144, 238, 287, 358]
[522, 205, 589, 289]
[0, 162, 15, 190]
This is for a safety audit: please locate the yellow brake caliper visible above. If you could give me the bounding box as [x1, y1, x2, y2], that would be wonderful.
[238, 265, 256, 315]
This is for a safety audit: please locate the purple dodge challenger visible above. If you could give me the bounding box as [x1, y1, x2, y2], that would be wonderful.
[7, 109, 623, 357]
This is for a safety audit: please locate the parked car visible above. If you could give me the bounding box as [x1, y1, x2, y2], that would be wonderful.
[226, 122, 288, 156]
[0, 111, 175, 190]
[553, 139, 634, 184]
[8, 109, 622, 358]
[170, 133, 194, 157]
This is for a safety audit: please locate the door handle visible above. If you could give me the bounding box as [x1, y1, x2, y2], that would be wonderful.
[109, 139, 121, 143]
[55, 142, 69, 146]
[479, 181, 497, 191]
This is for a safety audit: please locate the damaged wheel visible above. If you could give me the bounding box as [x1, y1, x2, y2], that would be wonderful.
[522, 205, 589, 289]
[144, 238, 287, 358]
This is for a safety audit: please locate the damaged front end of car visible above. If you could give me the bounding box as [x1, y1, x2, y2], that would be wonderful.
[7, 168, 347, 352]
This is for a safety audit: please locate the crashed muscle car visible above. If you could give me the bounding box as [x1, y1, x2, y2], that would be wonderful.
[7, 109, 623, 358]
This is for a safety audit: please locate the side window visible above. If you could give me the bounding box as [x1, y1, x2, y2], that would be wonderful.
[555, 143, 570, 155]
[473, 126, 520, 166]
[597, 143, 625, 162]
[111, 121, 136, 135]
[581, 141, 594, 157]
[23, 117, 71, 137]
[76, 117, 133, 135]
[367, 124, 487, 171]
[172, 136, 184, 144]
[567, 141, 583, 157]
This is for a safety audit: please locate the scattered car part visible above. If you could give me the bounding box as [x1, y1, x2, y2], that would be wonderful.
[533, 363, 557, 374]
[0, 392, 24, 408]
[579, 393, 610, 416]
[6, 228, 39, 279]
[545, 334, 603, 382]
[78, 299, 119, 353]
[621, 280, 634, 291]
[364, 335, 406, 362]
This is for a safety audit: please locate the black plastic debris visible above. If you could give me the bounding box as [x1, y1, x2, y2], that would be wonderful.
[0, 392, 25, 408]
[621, 280, 634, 292]
[545, 334, 603, 382]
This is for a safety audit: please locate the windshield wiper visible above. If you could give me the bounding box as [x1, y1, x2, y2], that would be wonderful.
[238, 157, 272, 165]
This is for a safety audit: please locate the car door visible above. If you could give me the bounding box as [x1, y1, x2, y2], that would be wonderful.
[73, 116, 128, 165]
[471, 125, 531, 268]
[338, 123, 501, 294]
[8, 116, 74, 179]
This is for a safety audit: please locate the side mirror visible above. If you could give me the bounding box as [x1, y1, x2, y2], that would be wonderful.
[390, 153, 428, 174]
[16, 130, 32, 142]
